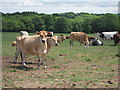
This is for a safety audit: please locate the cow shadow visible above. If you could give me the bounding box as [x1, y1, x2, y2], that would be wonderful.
[7, 65, 34, 71]
[9, 61, 38, 71]
[9, 61, 37, 65]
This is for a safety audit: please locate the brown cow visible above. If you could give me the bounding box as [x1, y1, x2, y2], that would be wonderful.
[67, 32, 89, 47]
[14, 31, 58, 69]
[113, 33, 120, 46]
[12, 41, 17, 46]
[14, 30, 48, 68]
[58, 35, 66, 43]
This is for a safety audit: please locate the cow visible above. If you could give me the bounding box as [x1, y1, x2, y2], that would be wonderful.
[20, 31, 29, 36]
[67, 32, 89, 47]
[12, 31, 29, 46]
[58, 35, 66, 43]
[97, 31, 118, 40]
[14, 31, 58, 69]
[88, 36, 103, 46]
[47, 36, 59, 53]
[36, 31, 53, 37]
[12, 41, 17, 46]
[113, 33, 120, 46]
[12, 31, 29, 61]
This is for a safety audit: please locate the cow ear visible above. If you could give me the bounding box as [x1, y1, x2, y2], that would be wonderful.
[36, 31, 40, 34]
[47, 32, 50, 34]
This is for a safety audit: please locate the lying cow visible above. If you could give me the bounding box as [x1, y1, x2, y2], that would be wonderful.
[97, 31, 118, 40]
[67, 32, 89, 47]
[113, 33, 120, 46]
[88, 36, 103, 46]
[58, 35, 66, 43]
[14, 31, 58, 69]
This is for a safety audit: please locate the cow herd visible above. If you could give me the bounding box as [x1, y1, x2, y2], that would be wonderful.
[12, 30, 120, 69]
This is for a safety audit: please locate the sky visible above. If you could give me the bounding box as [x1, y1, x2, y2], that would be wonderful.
[1, 0, 120, 14]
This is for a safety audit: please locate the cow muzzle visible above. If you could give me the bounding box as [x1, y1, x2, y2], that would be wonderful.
[55, 43, 59, 46]
[42, 40, 46, 43]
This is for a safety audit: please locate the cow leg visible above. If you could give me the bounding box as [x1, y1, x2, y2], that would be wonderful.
[70, 40, 73, 46]
[37, 54, 41, 69]
[14, 48, 20, 63]
[41, 54, 46, 69]
[21, 53, 26, 66]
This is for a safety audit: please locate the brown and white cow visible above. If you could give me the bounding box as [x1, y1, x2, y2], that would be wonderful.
[67, 32, 89, 47]
[113, 33, 120, 46]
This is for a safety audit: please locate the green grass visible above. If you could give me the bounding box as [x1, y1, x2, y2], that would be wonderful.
[2, 32, 119, 88]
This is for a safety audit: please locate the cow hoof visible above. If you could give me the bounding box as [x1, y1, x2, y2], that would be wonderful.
[22, 63, 26, 66]
[44, 66, 47, 69]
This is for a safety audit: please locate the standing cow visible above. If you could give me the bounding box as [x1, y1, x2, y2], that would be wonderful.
[113, 33, 120, 46]
[14, 31, 58, 69]
[67, 32, 89, 47]
[97, 31, 118, 40]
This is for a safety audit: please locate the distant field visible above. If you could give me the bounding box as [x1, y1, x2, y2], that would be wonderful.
[2, 32, 119, 88]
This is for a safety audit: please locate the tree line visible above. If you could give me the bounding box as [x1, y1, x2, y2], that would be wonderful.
[1, 12, 120, 33]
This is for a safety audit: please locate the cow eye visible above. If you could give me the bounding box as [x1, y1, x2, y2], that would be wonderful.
[40, 35, 43, 38]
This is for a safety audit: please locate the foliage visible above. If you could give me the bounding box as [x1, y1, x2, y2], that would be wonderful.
[2, 12, 119, 33]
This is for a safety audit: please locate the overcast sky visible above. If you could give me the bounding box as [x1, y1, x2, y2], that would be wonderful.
[1, 0, 119, 14]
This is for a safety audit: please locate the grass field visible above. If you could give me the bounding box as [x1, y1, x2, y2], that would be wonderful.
[2, 32, 119, 88]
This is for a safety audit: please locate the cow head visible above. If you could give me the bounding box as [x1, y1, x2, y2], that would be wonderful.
[60, 35, 66, 41]
[36, 30, 54, 43]
[36, 30, 48, 43]
[47, 36, 59, 46]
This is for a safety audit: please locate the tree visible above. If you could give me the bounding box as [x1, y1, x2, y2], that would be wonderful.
[101, 13, 118, 31]
[54, 17, 72, 33]
[32, 17, 45, 32]
[21, 17, 34, 32]
[42, 15, 55, 31]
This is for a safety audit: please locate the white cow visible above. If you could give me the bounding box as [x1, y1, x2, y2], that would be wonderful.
[97, 31, 118, 40]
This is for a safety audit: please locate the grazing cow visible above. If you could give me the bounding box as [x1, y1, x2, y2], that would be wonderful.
[67, 32, 89, 47]
[88, 36, 103, 46]
[97, 31, 118, 40]
[14, 31, 58, 69]
[113, 33, 120, 45]
[58, 35, 66, 43]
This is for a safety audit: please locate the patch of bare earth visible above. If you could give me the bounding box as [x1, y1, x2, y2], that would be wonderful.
[2, 55, 118, 88]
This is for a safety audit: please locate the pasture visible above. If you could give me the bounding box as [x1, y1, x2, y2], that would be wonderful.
[2, 32, 119, 88]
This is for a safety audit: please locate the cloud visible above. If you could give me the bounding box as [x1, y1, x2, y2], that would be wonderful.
[1, 0, 118, 14]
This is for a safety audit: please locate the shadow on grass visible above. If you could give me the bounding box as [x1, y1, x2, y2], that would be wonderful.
[9, 61, 37, 65]
[7, 65, 34, 71]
